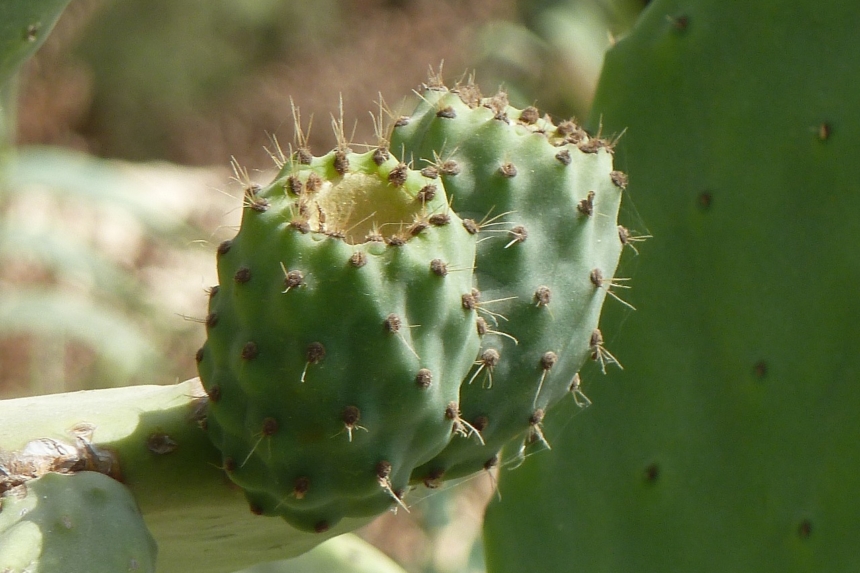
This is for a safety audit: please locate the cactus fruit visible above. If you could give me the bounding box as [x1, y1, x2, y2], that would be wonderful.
[198, 147, 481, 532]
[484, 1, 860, 571]
[390, 81, 626, 482]
[0, 471, 157, 573]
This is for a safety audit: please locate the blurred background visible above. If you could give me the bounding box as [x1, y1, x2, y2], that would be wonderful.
[0, 0, 645, 570]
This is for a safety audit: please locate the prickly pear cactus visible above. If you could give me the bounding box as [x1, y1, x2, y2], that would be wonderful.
[391, 82, 626, 483]
[0, 471, 157, 573]
[484, 1, 860, 571]
[198, 146, 480, 532]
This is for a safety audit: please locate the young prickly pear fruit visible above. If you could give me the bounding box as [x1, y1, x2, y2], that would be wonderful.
[197, 145, 480, 532]
[391, 82, 626, 483]
[0, 471, 157, 573]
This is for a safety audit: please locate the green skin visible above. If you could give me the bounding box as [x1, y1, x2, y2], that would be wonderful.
[234, 534, 408, 573]
[0, 0, 70, 87]
[200, 149, 481, 532]
[484, 1, 860, 571]
[0, 471, 157, 573]
[391, 88, 625, 482]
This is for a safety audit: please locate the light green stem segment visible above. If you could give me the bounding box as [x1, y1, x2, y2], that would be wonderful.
[0, 380, 373, 573]
[237, 534, 408, 573]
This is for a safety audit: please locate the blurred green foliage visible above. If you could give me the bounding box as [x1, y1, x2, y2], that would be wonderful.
[0, 147, 195, 396]
[475, 0, 646, 119]
[74, 0, 342, 161]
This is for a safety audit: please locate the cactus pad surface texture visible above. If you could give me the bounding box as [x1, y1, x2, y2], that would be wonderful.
[391, 82, 625, 484]
[0, 471, 157, 573]
[483, 1, 860, 572]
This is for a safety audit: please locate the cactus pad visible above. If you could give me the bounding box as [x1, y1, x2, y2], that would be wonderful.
[0, 471, 157, 573]
[484, 1, 860, 571]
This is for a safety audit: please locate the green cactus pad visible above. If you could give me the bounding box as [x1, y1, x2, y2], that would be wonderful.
[0, 0, 71, 88]
[391, 85, 625, 482]
[199, 149, 480, 531]
[0, 471, 157, 573]
[484, 1, 860, 571]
